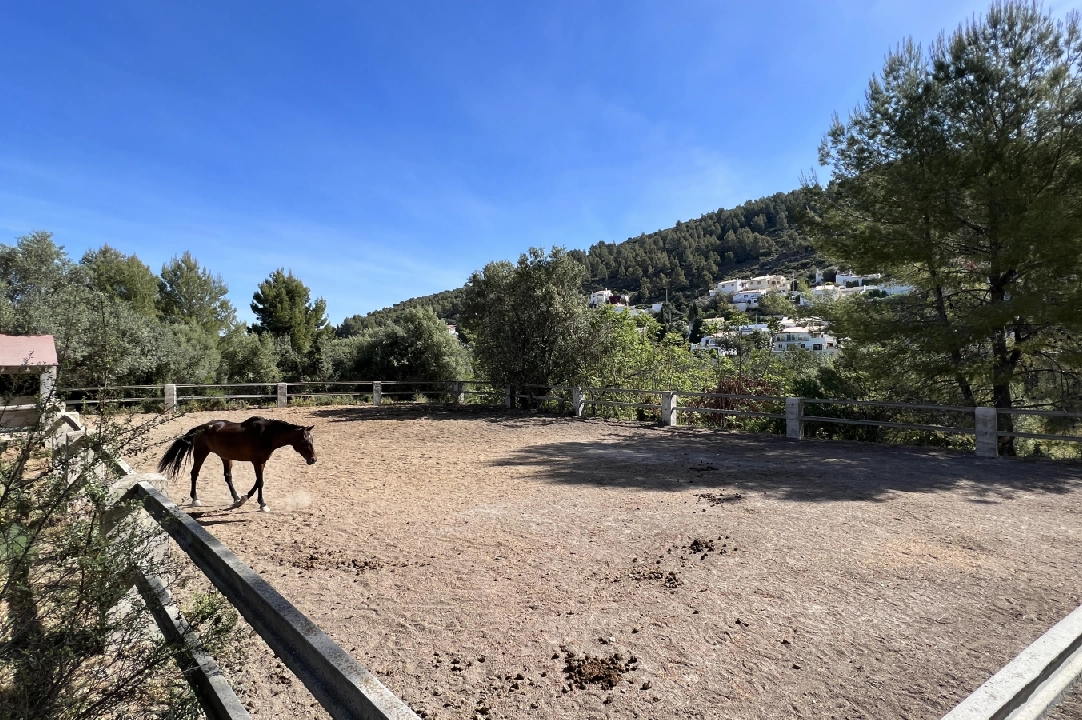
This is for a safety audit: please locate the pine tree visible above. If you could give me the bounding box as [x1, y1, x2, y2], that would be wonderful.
[250, 269, 329, 353]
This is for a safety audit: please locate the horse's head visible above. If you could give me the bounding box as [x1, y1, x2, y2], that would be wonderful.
[293, 425, 317, 465]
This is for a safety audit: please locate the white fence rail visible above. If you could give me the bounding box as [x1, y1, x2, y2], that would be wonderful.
[944, 604, 1082, 720]
[57, 381, 1082, 458]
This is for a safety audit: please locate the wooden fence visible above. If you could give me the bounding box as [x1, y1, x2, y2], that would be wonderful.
[59, 380, 1082, 458]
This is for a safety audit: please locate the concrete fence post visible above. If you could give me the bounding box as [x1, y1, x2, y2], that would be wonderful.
[164, 384, 177, 413]
[40, 366, 57, 403]
[276, 383, 288, 408]
[786, 397, 804, 440]
[372, 381, 382, 406]
[975, 407, 999, 458]
[505, 386, 513, 409]
[452, 381, 465, 404]
[662, 391, 679, 427]
[572, 387, 584, 418]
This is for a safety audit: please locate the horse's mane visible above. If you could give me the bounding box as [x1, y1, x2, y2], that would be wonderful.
[241, 416, 307, 432]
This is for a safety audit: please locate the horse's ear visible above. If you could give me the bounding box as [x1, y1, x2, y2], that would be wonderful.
[306, 425, 315, 431]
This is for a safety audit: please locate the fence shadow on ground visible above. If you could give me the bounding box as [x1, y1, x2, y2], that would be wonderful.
[489, 425, 1082, 503]
[310, 404, 571, 427]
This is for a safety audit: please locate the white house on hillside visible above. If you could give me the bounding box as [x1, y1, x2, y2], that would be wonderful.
[800, 281, 914, 306]
[772, 326, 838, 356]
[836, 271, 882, 287]
[731, 289, 764, 309]
[589, 289, 631, 308]
[696, 332, 738, 356]
[745, 275, 789, 292]
[715, 278, 747, 296]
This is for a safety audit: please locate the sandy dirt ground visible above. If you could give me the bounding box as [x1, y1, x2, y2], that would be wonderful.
[129, 404, 1082, 720]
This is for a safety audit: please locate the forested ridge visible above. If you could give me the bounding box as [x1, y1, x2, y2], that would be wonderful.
[339, 189, 818, 332]
[571, 189, 816, 301]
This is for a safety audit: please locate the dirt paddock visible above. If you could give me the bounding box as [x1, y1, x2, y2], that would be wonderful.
[131, 405, 1082, 719]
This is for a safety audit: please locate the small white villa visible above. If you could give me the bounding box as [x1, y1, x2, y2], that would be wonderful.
[771, 326, 838, 356]
[713, 274, 789, 299]
[588, 289, 632, 308]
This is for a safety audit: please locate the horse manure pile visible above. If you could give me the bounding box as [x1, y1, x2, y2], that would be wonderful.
[269, 541, 384, 575]
[561, 648, 638, 691]
[695, 491, 743, 506]
[688, 537, 715, 553]
[624, 567, 665, 582]
[293, 552, 384, 574]
[673, 536, 738, 560]
[615, 563, 681, 588]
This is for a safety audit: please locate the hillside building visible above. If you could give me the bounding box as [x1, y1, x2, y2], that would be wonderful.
[771, 326, 838, 356]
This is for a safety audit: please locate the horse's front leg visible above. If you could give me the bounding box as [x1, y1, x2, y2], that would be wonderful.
[234, 460, 268, 512]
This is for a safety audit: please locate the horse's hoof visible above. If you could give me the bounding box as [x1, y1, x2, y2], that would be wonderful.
[190, 498, 202, 507]
[259, 504, 270, 513]
[230, 497, 248, 510]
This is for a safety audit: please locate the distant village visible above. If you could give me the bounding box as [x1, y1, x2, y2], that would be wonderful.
[588, 270, 914, 358]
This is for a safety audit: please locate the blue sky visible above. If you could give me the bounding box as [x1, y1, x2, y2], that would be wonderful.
[2, 1, 1076, 324]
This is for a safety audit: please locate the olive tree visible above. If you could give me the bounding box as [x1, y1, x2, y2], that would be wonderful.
[461, 247, 593, 397]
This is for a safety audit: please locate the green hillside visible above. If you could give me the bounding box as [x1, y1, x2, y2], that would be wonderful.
[338, 188, 820, 334]
[571, 189, 818, 302]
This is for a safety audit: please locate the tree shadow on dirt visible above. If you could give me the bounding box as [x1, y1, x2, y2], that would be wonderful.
[490, 426, 1082, 503]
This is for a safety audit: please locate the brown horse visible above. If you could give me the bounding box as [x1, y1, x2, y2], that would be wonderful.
[157, 416, 317, 512]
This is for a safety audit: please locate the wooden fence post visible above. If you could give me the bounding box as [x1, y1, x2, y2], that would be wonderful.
[372, 381, 382, 406]
[277, 383, 288, 408]
[572, 387, 584, 418]
[662, 391, 679, 427]
[786, 397, 804, 439]
[164, 384, 177, 413]
[975, 407, 999, 458]
[505, 386, 513, 409]
[452, 381, 464, 404]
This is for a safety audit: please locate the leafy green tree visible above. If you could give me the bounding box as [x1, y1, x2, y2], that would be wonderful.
[0, 231, 74, 334]
[462, 247, 593, 395]
[758, 291, 796, 317]
[162, 322, 222, 383]
[806, 2, 1082, 452]
[80, 245, 159, 318]
[582, 308, 715, 391]
[349, 307, 470, 382]
[0, 233, 174, 387]
[217, 327, 282, 383]
[157, 251, 236, 334]
[250, 269, 329, 353]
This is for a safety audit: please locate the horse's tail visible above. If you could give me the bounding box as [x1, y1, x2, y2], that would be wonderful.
[157, 425, 203, 478]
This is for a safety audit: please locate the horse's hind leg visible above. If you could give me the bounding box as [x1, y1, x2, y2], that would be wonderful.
[189, 445, 210, 506]
[221, 458, 240, 503]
